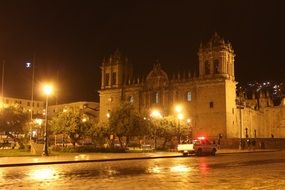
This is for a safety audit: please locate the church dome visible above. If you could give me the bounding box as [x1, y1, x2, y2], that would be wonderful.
[146, 63, 169, 89]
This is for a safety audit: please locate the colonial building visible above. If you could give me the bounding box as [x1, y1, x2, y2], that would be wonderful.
[0, 96, 45, 115]
[48, 101, 99, 121]
[99, 33, 285, 140]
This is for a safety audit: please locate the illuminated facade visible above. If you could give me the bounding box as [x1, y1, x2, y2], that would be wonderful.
[99, 33, 285, 139]
[48, 101, 99, 121]
[0, 96, 45, 115]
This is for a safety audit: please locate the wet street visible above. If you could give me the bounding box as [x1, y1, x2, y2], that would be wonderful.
[1, 151, 285, 190]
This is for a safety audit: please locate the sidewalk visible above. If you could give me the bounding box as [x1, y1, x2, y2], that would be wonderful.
[0, 149, 279, 167]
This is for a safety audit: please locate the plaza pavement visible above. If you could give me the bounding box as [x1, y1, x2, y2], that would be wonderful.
[0, 148, 279, 168]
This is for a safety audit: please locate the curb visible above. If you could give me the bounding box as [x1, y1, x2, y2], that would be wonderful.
[0, 149, 281, 168]
[217, 149, 280, 155]
[0, 155, 181, 168]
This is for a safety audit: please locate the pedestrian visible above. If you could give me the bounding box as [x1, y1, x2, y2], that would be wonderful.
[260, 141, 265, 149]
[246, 139, 251, 150]
[241, 139, 245, 150]
[217, 133, 222, 149]
[251, 139, 256, 150]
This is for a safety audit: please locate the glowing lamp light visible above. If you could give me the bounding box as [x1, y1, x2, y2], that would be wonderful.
[175, 105, 182, 113]
[150, 109, 162, 118]
[43, 84, 53, 96]
[177, 113, 184, 120]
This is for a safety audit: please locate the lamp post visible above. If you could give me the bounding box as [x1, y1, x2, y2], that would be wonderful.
[187, 118, 192, 141]
[150, 109, 162, 149]
[237, 90, 244, 150]
[177, 113, 184, 143]
[175, 105, 184, 144]
[42, 84, 53, 156]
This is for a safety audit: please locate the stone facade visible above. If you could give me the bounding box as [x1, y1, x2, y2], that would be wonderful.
[0, 96, 45, 115]
[48, 101, 99, 121]
[99, 33, 285, 139]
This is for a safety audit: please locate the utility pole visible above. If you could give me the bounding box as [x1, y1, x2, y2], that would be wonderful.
[238, 90, 244, 150]
[1, 60, 4, 102]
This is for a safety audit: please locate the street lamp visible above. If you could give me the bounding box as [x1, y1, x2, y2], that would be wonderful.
[177, 113, 184, 143]
[187, 118, 192, 140]
[42, 83, 53, 156]
[150, 109, 162, 149]
[237, 90, 244, 150]
[150, 109, 162, 119]
[175, 104, 184, 143]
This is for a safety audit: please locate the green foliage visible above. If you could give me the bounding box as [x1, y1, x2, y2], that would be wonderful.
[51, 109, 92, 146]
[109, 103, 151, 147]
[51, 145, 126, 153]
[87, 122, 110, 147]
[151, 115, 180, 149]
[0, 106, 29, 134]
[0, 106, 29, 148]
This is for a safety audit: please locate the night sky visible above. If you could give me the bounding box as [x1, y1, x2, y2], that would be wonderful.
[0, 0, 284, 104]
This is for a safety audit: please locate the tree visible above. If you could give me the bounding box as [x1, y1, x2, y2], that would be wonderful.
[150, 116, 174, 149]
[109, 103, 150, 148]
[87, 122, 111, 148]
[151, 115, 189, 149]
[0, 106, 29, 148]
[51, 109, 91, 147]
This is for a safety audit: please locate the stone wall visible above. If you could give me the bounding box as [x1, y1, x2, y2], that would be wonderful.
[219, 138, 285, 149]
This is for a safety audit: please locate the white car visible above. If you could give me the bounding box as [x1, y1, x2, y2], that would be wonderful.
[177, 137, 217, 156]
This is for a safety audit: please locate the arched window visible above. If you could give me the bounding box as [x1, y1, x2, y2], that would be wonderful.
[128, 96, 134, 103]
[155, 92, 159, 103]
[205, 61, 210, 75]
[187, 91, 192, 101]
[105, 73, 110, 86]
[214, 59, 220, 74]
[151, 92, 160, 104]
[111, 72, 117, 85]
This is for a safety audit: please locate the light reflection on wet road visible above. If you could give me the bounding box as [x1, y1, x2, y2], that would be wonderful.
[1, 151, 285, 190]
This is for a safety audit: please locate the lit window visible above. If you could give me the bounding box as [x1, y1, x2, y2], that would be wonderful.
[128, 96, 134, 103]
[155, 92, 159, 103]
[187, 91, 192, 101]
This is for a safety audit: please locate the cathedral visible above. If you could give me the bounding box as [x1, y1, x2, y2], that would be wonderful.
[99, 33, 285, 140]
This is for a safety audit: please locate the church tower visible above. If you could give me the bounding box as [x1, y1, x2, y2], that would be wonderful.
[198, 32, 235, 81]
[100, 49, 133, 89]
[195, 33, 237, 139]
[99, 50, 133, 122]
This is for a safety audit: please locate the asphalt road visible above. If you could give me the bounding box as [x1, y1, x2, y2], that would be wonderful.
[1, 151, 285, 190]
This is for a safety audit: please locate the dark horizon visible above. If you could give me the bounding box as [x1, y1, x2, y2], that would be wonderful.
[0, 0, 284, 104]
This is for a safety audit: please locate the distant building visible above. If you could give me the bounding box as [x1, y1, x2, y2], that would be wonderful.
[48, 101, 99, 121]
[99, 33, 285, 139]
[0, 96, 45, 115]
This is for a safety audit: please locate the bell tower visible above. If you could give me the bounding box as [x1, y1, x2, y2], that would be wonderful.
[198, 33, 235, 80]
[195, 33, 237, 139]
[100, 49, 133, 89]
[99, 49, 133, 122]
